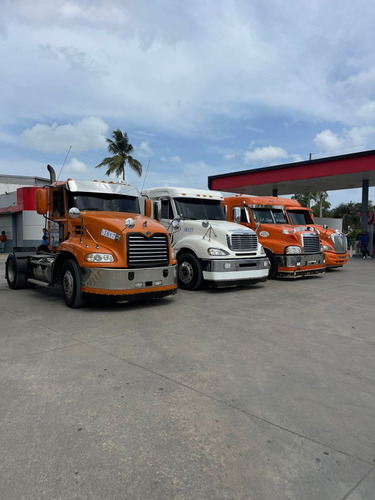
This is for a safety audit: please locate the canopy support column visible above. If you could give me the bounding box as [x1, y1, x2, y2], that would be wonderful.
[361, 179, 369, 232]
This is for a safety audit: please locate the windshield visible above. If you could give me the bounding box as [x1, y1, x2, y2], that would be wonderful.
[287, 210, 313, 225]
[174, 198, 225, 220]
[251, 208, 287, 224]
[67, 192, 140, 214]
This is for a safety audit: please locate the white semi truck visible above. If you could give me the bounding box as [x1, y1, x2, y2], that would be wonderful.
[141, 187, 270, 290]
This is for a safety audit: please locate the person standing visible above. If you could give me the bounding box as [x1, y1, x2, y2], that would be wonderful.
[359, 231, 371, 259]
[0, 231, 6, 253]
[36, 228, 50, 253]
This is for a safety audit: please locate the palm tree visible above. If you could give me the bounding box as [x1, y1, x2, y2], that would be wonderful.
[95, 130, 142, 181]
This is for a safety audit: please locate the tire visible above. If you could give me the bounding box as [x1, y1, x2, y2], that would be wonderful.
[265, 249, 278, 279]
[177, 253, 203, 290]
[62, 259, 84, 308]
[6, 254, 28, 289]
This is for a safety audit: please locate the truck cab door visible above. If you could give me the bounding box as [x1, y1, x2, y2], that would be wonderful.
[50, 188, 68, 249]
[156, 198, 179, 246]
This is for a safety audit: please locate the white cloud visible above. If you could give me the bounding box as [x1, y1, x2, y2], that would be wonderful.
[0, 131, 17, 145]
[2, 0, 375, 195]
[244, 146, 288, 165]
[313, 126, 375, 153]
[313, 130, 344, 152]
[356, 100, 375, 123]
[65, 157, 89, 174]
[160, 155, 181, 163]
[21, 117, 109, 153]
[290, 154, 303, 162]
[137, 141, 153, 157]
[2, 0, 375, 134]
[245, 126, 264, 134]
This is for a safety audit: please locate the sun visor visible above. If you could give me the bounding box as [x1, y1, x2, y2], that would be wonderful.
[67, 180, 140, 197]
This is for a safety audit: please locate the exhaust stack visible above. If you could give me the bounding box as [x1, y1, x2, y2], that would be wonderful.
[47, 164, 56, 184]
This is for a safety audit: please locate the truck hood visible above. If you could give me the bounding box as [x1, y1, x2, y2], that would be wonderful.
[182, 219, 256, 235]
[75, 211, 168, 247]
[256, 223, 317, 239]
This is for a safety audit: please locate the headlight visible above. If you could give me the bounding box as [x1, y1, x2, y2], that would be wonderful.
[85, 253, 114, 263]
[125, 217, 135, 229]
[207, 248, 230, 256]
[285, 246, 302, 254]
[260, 245, 266, 255]
[321, 245, 331, 251]
[171, 249, 177, 260]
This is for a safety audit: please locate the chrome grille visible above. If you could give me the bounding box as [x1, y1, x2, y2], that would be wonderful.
[127, 233, 169, 268]
[227, 231, 258, 251]
[331, 233, 347, 253]
[301, 233, 320, 253]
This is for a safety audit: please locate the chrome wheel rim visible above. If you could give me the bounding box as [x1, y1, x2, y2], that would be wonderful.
[63, 269, 74, 299]
[179, 261, 194, 284]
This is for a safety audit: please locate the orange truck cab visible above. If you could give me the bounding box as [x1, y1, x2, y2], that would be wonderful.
[283, 199, 349, 268]
[224, 195, 325, 278]
[5, 165, 177, 307]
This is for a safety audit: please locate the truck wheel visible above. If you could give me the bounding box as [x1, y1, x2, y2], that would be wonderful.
[62, 260, 84, 308]
[177, 253, 203, 290]
[265, 250, 278, 279]
[6, 254, 28, 289]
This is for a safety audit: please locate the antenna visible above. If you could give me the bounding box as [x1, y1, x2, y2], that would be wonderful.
[57, 146, 72, 181]
[141, 159, 150, 191]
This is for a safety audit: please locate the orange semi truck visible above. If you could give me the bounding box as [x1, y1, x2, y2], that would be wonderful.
[282, 199, 349, 268]
[5, 165, 177, 307]
[224, 195, 325, 278]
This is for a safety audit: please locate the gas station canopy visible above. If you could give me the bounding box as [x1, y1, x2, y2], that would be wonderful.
[208, 149, 375, 196]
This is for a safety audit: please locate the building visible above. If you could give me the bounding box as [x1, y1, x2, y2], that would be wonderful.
[0, 175, 50, 252]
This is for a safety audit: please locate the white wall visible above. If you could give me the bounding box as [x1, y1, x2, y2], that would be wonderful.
[23, 211, 47, 242]
[314, 217, 343, 232]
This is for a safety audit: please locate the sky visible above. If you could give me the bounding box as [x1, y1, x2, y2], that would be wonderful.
[1, 0, 375, 208]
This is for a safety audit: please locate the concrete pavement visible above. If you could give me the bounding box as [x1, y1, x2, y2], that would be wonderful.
[0, 253, 374, 499]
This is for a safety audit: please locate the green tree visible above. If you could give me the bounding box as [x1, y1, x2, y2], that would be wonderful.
[95, 130, 143, 181]
[292, 192, 330, 216]
[311, 192, 330, 217]
[330, 201, 374, 231]
[292, 192, 319, 208]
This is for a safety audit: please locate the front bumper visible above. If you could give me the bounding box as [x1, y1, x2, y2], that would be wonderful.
[81, 264, 177, 296]
[276, 253, 325, 278]
[325, 251, 349, 268]
[202, 257, 270, 286]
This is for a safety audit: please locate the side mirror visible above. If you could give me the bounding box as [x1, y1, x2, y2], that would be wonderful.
[172, 217, 181, 229]
[256, 221, 261, 232]
[233, 207, 241, 223]
[156, 200, 162, 221]
[36, 188, 48, 215]
[323, 224, 328, 229]
[144, 198, 151, 218]
[69, 207, 81, 219]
